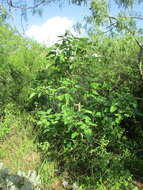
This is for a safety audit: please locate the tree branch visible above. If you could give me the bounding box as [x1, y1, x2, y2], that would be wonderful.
[7, 0, 45, 10]
[134, 38, 143, 80]
[109, 15, 143, 21]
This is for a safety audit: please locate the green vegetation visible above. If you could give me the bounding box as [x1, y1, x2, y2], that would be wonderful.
[29, 33, 143, 189]
[1, 1, 143, 189]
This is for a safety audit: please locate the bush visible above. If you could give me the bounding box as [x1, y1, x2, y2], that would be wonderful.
[29, 33, 142, 189]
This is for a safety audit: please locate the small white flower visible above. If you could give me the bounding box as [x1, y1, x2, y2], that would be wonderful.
[55, 48, 62, 55]
[17, 170, 26, 178]
[92, 53, 99, 57]
[0, 162, 3, 169]
[9, 185, 19, 190]
[70, 56, 74, 61]
[72, 182, 78, 190]
[62, 180, 69, 188]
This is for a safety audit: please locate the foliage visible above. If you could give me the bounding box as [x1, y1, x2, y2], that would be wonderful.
[0, 103, 15, 138]
[0, 24, 47, 112]
[1, 3, 143, 187]
[27, 32, 143, 189]
[1, 0, 143, 36]
[0, 0, 87, 23]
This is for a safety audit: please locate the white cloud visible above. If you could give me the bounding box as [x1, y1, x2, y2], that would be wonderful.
[25, 16, 76, 46]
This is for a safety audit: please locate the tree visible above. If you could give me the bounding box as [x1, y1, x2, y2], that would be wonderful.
[0, 0, 87, 14]
[1, 0, 143, 36]
[81, 0, 143, 35]
[0, 0, 87, 27]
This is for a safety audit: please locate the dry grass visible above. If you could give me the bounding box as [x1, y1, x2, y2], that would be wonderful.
[0, 124, 40, 173]
[0, 113, 66, 190]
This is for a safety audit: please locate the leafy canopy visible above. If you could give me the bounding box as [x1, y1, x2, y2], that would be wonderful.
[1, 0, 143, 32]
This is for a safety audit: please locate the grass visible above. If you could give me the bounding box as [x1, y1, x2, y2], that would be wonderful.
[0, 116, 40, 173]
[0, 111, 66, 190]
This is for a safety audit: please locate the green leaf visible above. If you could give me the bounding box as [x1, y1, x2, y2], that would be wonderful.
[84, 128, 93, 143]
[95, 112, 102, 117]
[110, 106, 117, 113]
[46, 109, 52, 114]
[29, 92, 36, 99]
[71, 132, 79, 139]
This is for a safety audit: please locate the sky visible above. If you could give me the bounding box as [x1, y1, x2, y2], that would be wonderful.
[12, 1, 90, 46]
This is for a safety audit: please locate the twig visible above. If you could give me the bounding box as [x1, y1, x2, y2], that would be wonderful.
[7, 0, 45, 10]
[109, 15, 143, 21]
[134, 38, 143, 79]
[74, 102, 81, 112]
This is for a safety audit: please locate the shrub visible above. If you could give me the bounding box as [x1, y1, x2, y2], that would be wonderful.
[29, 33, 142, 189]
